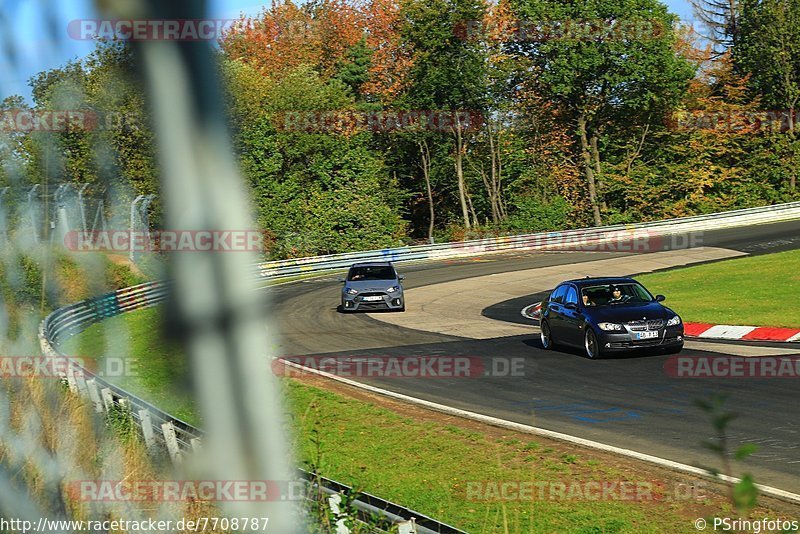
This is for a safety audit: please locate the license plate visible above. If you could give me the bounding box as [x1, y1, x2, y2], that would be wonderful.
[636, 331, 659, 340]
[362, 296, 383, 302]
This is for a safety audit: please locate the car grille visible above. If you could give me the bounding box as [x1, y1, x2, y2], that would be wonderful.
[627, 319, 664, 331]
[358, 302, 389, 310]
[358, 292, 386, 298]
[608, 339, 663, 348]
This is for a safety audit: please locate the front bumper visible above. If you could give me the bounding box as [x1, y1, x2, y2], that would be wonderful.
[342, 292, 404, 311]
[597, 325, 684, 351]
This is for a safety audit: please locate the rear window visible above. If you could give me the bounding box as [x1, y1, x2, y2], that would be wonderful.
[347, 266, 397, 281]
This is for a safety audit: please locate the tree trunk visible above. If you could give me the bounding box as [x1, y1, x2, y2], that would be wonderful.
[453, 115, 471, 229]
[496, 143, 507, 220]
[418, 140, 435, 243]
[790, 107, 797, 191]
[578, 114, 602, 226]
[466, 186, 480, 228]
[478, 168, 498, 223]
[590, 134, 607, 212]
[488, 126, 505, 223]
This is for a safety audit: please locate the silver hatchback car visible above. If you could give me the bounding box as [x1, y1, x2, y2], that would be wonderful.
[340, 262, 405, 312]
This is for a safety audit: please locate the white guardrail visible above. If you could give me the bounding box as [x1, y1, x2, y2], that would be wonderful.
[257, 201, 800, 279]
[38, 202, 800, 531]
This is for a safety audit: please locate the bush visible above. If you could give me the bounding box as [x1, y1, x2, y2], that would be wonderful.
[502, 195, 572, 233]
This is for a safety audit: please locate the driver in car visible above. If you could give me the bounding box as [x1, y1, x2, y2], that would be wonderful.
[609, 286, 629, 303]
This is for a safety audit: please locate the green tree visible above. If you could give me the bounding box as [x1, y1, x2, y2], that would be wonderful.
[224, 62, 407, 256]
[335, 37, 374, 102]
[399, 0, 489, 229]
[508, 0, 695, 225]
[736, 0, 800, 190]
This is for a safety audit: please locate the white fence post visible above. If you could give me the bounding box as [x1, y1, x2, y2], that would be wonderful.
[100, 388, 114, 411]
[397, 518, 417, 534]
[73, 371, 88, 398]
[85, 379, 103, 413]
[161, 422, 181, 465]
[139, 409, 156, 449]
[66, 368, 78, 392]
[327, 493, 351, 534]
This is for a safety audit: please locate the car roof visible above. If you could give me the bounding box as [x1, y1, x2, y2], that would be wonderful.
[560, 276, 637, 288]
[349, 262, 394, 268]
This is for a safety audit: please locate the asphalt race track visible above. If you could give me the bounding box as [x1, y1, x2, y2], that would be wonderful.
[271, 220, 800, 495]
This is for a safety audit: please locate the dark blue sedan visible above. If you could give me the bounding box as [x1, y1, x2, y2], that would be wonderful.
[539, 277, 684, 359]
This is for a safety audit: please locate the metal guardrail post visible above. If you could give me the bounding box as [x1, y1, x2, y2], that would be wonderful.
[327, 494, 351, 534]
[161, 422, 181, 465]
[101, 388, 114, 412]
[139, 409, 156, 449]
[86, 379, 103, 413]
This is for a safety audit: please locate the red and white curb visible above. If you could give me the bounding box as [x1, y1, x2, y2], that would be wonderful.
[683, 323, 800, 342]
[521, 302, 543, 320]
[521, 302, 800, 343]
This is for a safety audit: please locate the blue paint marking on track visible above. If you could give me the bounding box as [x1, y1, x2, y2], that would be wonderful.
[506, 397, 694, 424]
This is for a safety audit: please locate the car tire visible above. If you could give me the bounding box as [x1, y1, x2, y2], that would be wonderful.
[540, 320, 554, 349]
[584, 328, 602, 359]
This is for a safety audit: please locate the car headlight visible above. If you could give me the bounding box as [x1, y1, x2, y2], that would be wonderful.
[598, 322, 625, 331]
[345, 288, 358, 295]
[666, 315, 681, 326]
[387, 286, 400, 293]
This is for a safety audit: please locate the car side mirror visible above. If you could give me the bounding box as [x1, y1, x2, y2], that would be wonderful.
[565, 302, 577, 310]
[655, 294, 666, 302]
[338, 278, 346, 283]
[398, 275, 405, 281]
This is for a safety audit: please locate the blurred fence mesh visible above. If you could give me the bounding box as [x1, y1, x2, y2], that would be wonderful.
[0, 0, 301, 531]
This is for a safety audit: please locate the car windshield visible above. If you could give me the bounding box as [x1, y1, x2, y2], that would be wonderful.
[347, 266, 397, 281]
[581, 283, 653, 306]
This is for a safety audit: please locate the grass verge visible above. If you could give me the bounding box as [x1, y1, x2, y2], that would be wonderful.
[635, 249, 800, 328]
